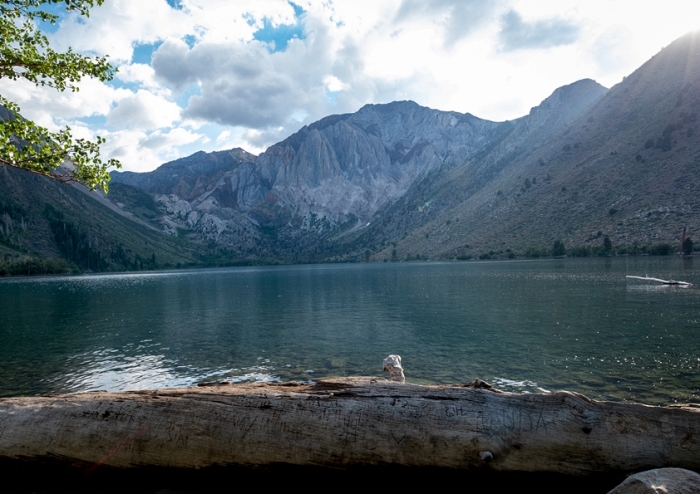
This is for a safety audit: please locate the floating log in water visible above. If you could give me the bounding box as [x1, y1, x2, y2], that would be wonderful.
[626, 275, 692, 286]
[2, 377, 700, 477]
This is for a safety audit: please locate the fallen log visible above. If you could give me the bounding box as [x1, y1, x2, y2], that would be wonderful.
[1, 377, 700, 477]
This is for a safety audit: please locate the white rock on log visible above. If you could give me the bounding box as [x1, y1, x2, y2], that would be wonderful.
[383, 355, 405, 383]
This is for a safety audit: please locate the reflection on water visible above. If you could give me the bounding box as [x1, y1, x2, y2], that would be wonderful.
[1, 258, 699, 405]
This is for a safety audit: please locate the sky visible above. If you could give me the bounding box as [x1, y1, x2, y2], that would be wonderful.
[1, 0, 699, 172]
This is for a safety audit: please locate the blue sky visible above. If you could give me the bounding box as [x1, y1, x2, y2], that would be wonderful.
[1, 0, 699, 172]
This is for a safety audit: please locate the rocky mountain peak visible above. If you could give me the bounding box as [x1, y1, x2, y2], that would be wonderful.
[524, 78, 607, 131]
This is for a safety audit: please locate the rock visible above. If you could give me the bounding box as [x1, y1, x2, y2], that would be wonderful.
[608, 468, 700, 493]
[382, 354, 405, 383]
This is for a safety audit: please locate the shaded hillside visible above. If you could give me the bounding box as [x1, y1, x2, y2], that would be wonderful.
[340, 79, 608, 259]
[0, 165, 200, 274]
[373, 31, 700, 261]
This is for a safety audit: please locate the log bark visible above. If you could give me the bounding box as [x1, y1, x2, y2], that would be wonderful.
[1, 377, 700, 476]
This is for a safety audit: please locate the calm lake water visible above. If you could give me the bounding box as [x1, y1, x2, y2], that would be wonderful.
[1, 257, 699, 405]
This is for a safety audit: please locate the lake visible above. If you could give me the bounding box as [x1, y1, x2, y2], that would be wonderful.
[1, 257, 699, 405]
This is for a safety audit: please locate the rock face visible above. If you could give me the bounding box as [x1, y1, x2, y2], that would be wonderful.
[110, 80, 606, 254]
[608, 468, 700, 494]
[105, 32, 700, 262]
[254, 102, 503, 222]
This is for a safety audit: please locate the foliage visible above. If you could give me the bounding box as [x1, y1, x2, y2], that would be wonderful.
[568, 246, 590, 257]
[551, 239, 566, 257]
[43, 204, 108, 271]
[603, 235, 612, 253]
[524, 246, 546, 258]
[0, 255, 78, 276]
[0, 0, 120, 191]
[649, 243, 672, 256]
[651, 124, 677, 152]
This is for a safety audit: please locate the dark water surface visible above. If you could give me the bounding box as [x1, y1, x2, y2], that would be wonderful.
[1, 257, 699, 404]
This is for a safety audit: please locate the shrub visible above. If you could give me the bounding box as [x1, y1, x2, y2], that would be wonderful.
[0, 257, 78, 277]
[552, 240, 566, 257]
[569, 246, 590, 257]
[603, 236, 612, 252]
[525, 247, 545, 258]
[649, 243, 672, 255]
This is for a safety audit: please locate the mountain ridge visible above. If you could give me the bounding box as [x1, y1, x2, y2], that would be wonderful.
[110, 76, 608, 255]
[4, 31, 699, 271]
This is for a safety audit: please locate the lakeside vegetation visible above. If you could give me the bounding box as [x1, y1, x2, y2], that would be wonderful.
[458, 236, 696, 261]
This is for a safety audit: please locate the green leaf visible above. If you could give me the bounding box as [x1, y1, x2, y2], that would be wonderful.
[0, 0, 120, 192]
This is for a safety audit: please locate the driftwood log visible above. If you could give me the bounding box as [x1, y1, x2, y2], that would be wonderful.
[1, 377, 700, 477]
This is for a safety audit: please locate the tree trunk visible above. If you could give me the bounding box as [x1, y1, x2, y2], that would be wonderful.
[1, 377, 700, 476]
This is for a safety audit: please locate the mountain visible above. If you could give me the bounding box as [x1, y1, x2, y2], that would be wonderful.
[5, 31, 698, 272]
[375, 30, 700, 261]
[253, 101, 502, 222]
[112, 148, 256, 201]
[110, 77, 607, 260]
[0, 165, 202, 275]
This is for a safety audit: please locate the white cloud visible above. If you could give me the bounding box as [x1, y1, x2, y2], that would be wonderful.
[4, 0, 696, 172]
[0, 77, 131, 133]
[50, 0, 189, 62]
[116, 63, 169, 94]
[107, 90, 182, 130]
[99, 127, 205, 172]
[323, 75, 350, 92]
[140, 127, 207, 150]
[214, 127, 268, 155]
[498, 10, 580, 51]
